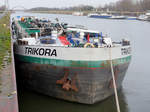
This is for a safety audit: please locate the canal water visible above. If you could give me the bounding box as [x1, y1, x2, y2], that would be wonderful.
[11, 12, 150, 112]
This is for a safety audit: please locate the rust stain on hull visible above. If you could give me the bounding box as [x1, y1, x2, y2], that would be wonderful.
[56, 69, 79, 92]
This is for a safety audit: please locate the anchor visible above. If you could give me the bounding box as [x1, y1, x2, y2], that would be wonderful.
[56, 69, 78, 92]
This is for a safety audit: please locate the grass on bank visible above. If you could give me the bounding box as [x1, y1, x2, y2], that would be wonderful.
[0, 13, 11, 69]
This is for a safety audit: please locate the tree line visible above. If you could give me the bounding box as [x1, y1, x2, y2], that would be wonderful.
[0, 5, 6, 11]
[29, 5, 94, 12]
[0, 0, 150, 12]
[101, 0, 150, 12]
[16, 0, 150, 12]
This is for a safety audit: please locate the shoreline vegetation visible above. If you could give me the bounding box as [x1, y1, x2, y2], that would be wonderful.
[0, 13, 11, 70]
[0, 0, 150, 16]
[26, 0, 150, 16]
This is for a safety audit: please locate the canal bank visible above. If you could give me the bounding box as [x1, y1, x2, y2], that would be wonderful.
[0, 14, 18, 112]
[0, 14, 11, 69]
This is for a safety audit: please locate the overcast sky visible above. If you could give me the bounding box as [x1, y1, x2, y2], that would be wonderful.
[0, 0, 121, 9]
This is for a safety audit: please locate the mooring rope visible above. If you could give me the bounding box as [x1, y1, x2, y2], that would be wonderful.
[109, 47, 121, 112]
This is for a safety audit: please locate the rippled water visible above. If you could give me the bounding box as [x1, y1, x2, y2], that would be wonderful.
[11, 12, 150, 112]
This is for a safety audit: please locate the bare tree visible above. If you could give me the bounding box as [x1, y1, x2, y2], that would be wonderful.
[101, 0, 150, 12]
[139, 0, 150, 11]
[0, 5, 6, 11]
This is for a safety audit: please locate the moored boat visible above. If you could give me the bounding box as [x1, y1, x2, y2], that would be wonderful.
[137, 15, 148, 21]
[145, 12, 150, 21]
[88, 13, 112, 19]
[11, 16, 131, 104]
[109, 15, 126, 19]
[72, 12, 84, 16]
[137, 11, 150, 21]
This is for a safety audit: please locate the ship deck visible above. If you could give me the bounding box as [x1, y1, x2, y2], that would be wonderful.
[11, 16, 130, 48]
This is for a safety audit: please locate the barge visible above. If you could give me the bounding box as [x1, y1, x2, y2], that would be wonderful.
[11, 16, 131, 104]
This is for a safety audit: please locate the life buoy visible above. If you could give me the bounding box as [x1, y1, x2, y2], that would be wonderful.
[84, 43, 95, 48]
[21, 17, 25, 22]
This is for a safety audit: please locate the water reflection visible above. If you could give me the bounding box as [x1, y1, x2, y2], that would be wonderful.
[18, 88, 129, 112]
